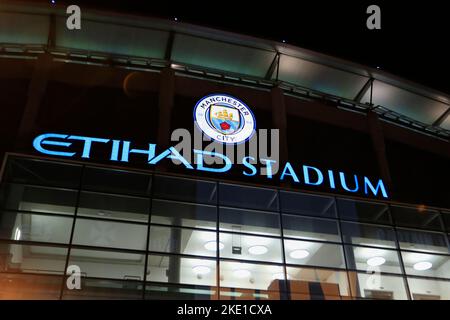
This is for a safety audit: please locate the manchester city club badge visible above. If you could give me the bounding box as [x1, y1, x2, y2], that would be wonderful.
[193, 94, 256, 144]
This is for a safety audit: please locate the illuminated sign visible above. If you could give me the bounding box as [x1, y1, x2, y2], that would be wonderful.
[32, 133, 389, 199]
[194, 94, 256, 144]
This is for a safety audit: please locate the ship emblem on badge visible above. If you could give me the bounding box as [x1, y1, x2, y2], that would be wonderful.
[194, 94, 256, 144]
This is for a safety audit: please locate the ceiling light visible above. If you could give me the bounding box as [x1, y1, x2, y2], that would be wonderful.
[413, 261, 432, 271]
[204, 241, 224, 251]
[289, 249, 310, 259]
[367, 256, 386, 267]
[192, 265, 211, 275]
[248, 245, 268, 255]
[233, 269, 251, 278]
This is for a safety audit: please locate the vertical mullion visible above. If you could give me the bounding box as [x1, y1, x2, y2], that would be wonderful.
[59, 163, 85, 300]
[216, 182, 220, 300]
[141, 173, 154, 299]
[277, 189, 289, 300]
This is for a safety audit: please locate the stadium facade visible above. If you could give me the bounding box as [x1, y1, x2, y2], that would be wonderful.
[0, 1, 449, 300]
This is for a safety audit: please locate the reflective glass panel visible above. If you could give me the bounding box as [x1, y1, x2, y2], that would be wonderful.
[287, 267, 350, 299]
[340, 221, 397, 248]
[0, 183, 77, 215]
[391, 206, 443, 231]
[337, 198, 390, 224]
[401, 251, 450, 279]
[72, 219, 147, 251]
[0, 211, 73, 244]
[280, 191, 336, 218]
[219, 207, 280, 236]
[348, 272, 408, 300]
[407, 277, 450, 300]
[220, 233, 282, 263]
[148, 226, 216, 257]
[146, 254, 216, 287]
[77, 191, 150, 222]
[397, 228, 449, 254]
[153, 175, 217, 205]
[68, 248, 146, 280]
[219, 184, 278, 212]
[282, 215, 340, 242]
[284, 239, 345, 269]
[344, 245, 402, 274]
[151, 199, 216, 230]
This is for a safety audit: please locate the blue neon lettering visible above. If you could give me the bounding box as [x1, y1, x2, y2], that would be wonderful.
[121, 141, 156, 162]
[280, 162, 300, 183]
[303, 165, 324, 186]
[339, 172, 359, 192]
[110, 140, 121, 161]
[32, 133, 75, 157]
[261, 158, 276, 179]
[68, 135, 109, 159]
[364, 177, 388, 198]
[328, 170, 336, 189]
[242, 156, 257, 176]
[194, 150, 232, 173]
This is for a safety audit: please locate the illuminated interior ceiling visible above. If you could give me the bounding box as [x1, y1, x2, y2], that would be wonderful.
[0, 1, 449, 139]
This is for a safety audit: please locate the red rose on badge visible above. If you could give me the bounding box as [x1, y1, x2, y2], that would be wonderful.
[220, 122, 230, 130]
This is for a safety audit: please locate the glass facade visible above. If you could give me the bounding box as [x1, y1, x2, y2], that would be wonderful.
[0, 156, 449, 300]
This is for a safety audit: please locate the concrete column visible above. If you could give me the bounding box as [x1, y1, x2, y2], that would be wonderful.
[367, 111, 393, 193]
[15, 53, 53, 151]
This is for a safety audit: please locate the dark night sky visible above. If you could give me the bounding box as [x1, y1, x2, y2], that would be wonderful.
[37, 0, 450, 95]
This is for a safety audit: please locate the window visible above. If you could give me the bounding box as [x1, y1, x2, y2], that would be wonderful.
[148, 226, 216, 257]
[151, 199, 216, 230]
[72, 219, 147, 251]
[68, 248, 146, 280]
[0, 211, 73, 244]
[344, 245, 402, 274]
[77, 191, 150, 222]
[219, 184, 278, 212]
[280, 191, 336, 218]
[284, 239, 345, 269]
[0, 184, 77, 215]
[440, 211, 450, 233]
[397, 228, 449, 254]
[146, 254, 216, 287]
[219, 207, 280, 236]
[0, 243, 68, 274]
[4, 157, 82, 189]
[220, 233, 283, 263]
[407, 277, 450, 300]
[282, 215, 340, 242]
[82, 166, 151, 196]
[348, 272, 408, 300]
[401, 251, 450, 279]
[287, 267, 350, 299]
[152, 175, 216, 205]
[337, 198, 390, 224]
[340, 221, 397, 248]
[219, 260, 285, 299]
[391, 206, 443, 231]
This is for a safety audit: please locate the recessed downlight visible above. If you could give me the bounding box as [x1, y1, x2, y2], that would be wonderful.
[248, 245, 268, 255]
[289, 249, 310, 259]
[204, 241, 224, 251]
[192, 265, 211, 275]
[367, 256, 386, 267]
[233, 269, 251, 278]
[413, 261, 432, 271]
